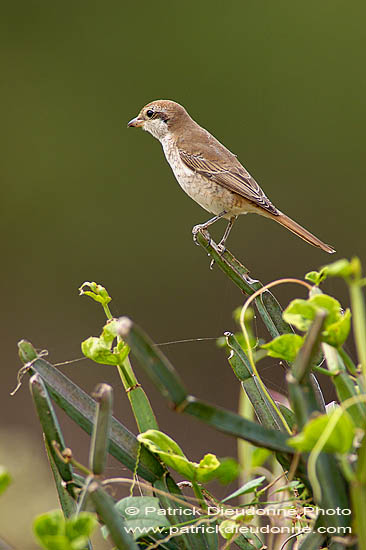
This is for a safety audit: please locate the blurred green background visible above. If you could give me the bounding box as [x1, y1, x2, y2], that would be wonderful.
[1, 0, 365, 546]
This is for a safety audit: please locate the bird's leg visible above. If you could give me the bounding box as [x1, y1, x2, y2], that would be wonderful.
[217, 216, 237, 254]
[192, 210, 228, 245]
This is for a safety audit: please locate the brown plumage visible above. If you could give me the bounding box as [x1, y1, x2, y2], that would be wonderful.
[128, 100, 335, 254]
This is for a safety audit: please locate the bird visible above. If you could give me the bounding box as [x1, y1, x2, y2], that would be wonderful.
[128, 100, 335, 254]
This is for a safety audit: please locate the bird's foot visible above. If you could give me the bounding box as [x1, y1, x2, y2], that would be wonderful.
[192, 224, 210, 246]
[209, 242, 226, 270]
[216, 242, 226, 255]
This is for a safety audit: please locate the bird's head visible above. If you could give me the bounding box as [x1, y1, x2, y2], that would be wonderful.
[128, 100, 189, 140]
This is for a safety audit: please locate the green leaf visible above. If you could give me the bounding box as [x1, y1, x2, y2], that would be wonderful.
[309, 295, 341, 323]
[34, 510, 64, 537]
[310, 295, 351, 346]
[283, 294, 351, 347]
[262, 334, 304, 362]
[251, 448, 271, 469]
[222, 476, 266, 502]
[79, 281, 112, 306]
[209, 458, 240, 484]
[305, 269, 327, 286]
[65, 513, 98, 547]
[33, 511, 67, 550]
[321, 259, 356, 279]
[306, 259, 360, 285]
[35, 535, 71, 550]
[283, 299, 317, 331]
[195, 454, 238, 484]
[287, 410, 355, 453]
[102, 496, 170, 541]
[137, 430, 237, 484]
[81, 320, 125, 365]
[137, 430, 186, 458]
[322, 309, 351, 347]
[33, 511, 97, 550]
[0, 466, 11, 495]
[100, 320, 118, 345]
[283, 294, 341, 331]
[219, 511, 256, 543]
[273, 480, 303, 493]
[137, 430, 196, 480]
[82, 336, 119, 365]
[219, 520, 237, 540]
[196, 453, 220, 482]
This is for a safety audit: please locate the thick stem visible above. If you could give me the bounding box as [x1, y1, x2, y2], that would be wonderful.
[192, 481, 206, 511]
[349, 281, 366, 382]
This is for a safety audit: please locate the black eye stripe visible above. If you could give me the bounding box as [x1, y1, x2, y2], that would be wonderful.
[146, 109, 169, 123]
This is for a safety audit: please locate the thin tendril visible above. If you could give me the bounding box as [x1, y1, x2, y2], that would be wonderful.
[154, 337, 219, 347]
[53, 357, 88, 366]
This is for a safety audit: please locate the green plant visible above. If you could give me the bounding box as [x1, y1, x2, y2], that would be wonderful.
[0, 465, 11, 495]
[33, 511, 98, 550]
[15, 230, 365, 550]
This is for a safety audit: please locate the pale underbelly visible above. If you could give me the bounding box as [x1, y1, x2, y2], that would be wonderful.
[174, 171, 261, 218]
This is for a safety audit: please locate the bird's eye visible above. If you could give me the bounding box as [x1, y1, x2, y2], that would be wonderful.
[146, 109, 154, 118]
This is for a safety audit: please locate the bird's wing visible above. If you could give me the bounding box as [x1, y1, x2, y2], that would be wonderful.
[179, 149, 279, 216]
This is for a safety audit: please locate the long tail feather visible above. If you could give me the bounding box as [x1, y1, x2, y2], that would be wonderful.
[275, 212, 335, 254]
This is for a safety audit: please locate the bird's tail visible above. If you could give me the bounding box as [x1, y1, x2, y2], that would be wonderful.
[274, 212, 335, 254]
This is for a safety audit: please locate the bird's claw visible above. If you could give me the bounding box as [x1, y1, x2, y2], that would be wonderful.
[192, 224, 210, 246]
[192, 234, 200, 246]
[192, 224, 202, 245]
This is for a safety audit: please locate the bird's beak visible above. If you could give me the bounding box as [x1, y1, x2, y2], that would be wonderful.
[127, 116, 144, 128]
